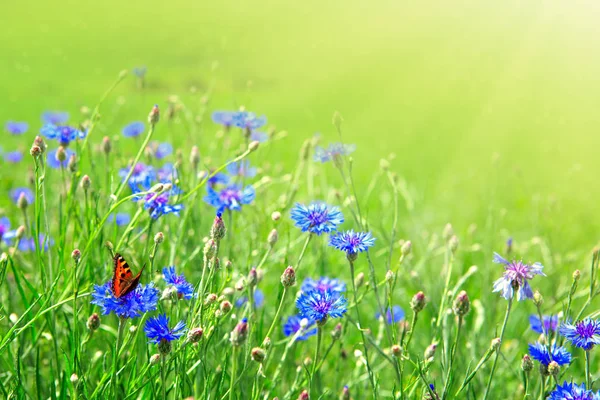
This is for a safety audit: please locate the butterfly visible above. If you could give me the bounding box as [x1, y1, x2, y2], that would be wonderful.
[112, 253, 145, 298]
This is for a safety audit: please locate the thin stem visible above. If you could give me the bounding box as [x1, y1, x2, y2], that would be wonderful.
[112, 317, 127, 398]
[442, 316, 463, 399]
[311, 326, 323, 394]
[263, 288, 287, 342]
[229, 348, 237, 400]
[585, 350, 591, 389]
[403, 311, 419, 353]
[295, 234, 312, 271]
[483, 298, 513, 400]
[539, 375, 545, 400]
[161, 356, 167, 400]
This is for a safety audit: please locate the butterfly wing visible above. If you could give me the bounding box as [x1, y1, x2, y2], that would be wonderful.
[112, 253, 144, 298]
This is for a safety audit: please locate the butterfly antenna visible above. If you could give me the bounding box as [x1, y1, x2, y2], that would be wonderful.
[105, 241, 115, 258]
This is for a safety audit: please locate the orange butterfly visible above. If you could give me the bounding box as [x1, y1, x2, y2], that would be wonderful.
[112, 253, 145, 298]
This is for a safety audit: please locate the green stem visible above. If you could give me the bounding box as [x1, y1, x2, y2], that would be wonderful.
[295, 234, 312, 271]
[229, 348, 237, 400]
[112, 317, 126, 398]
[483, 298, 513, 400]
[442, 316, 463, 399]
[311, 326, 323, 393]
[262, 288, 287, 342]
[585, 350, 591, 389]
[161, 356, 167, 400]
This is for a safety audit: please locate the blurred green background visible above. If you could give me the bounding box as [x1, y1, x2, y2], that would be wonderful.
[2, 0, 600, 248]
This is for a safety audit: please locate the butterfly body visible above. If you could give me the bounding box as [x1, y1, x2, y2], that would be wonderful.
[112, 253, 145, 298]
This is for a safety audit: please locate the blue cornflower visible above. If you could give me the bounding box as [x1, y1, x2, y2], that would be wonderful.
[235, 288, 265, 308]
[144, 313, 186, 344]
[296, 289, 348, 323]
[140, 192, 183, 219]
[157, 163, 178, 184]
[148, 141, 173, 159]
[528, 342, 572, 366]
[314, 143, 356, 163]
[4, 151, 23, 163]
[549, 382, 598, 400]
[492, 253, 545, 301]
[330, 230, 375, 256]
[250, 131, 269, 143]
[91, 281, 159, 319]
[163, 266, 195, 300]
[290, 202, 344, 235]
[283, 315, 317, 341]
[47, 148, 76, 169]
[211, 111, 236, 128]
[120, 162, 156, 191]
[10, 187, 34, 205]
[559, 318, 600, 350]
[42, 111, 69, 125]
[5, 121, 28, 135]
[376, 306, 406, 324]
[301, 277, 346, 294]
[529, 315, 559, 334]
[226, 160, 257, 178]
[107, 213, 131, 226]
[232, 111, 267, 131]
[0, 217, 17, 243]
[132, 66, 147, 78]
[122, 121, 146, 138]
[15, 235, 53, 252]
[40, 124, 85, 146]
[206, 171, 230, 187]
[204, 184, 255, 212]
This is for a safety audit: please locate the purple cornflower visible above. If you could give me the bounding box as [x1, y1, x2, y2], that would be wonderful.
[226, 160, 257, 178]
[0, 217, 17, 243]
[492, 253, 545, 301]
[5, 121, 28, 135]
[10, 187, 34, 205]
[42, 111, 69, 125]
[283, 315, 317, 341]
[4, 151, 23, 163]
[528, 342, 572, 366]
[148, 141, 173, 159]
[163, 266, 195, 300]
[329, 230, 375, 256]
[107, 213, 131, 226]
[296, 289, 348, 323]
[91, 281, 159, 319]
[204, 184, 255, 212]
[559, 318, 600, 350]
[235, 288, 265, 309]
[47, 148, 76, 169]
[529, 315, 559, 334]
[132, 66, 147, 78]
[232, 111, 267, 131]
[140, 192, 183, 219]
[144, 313, 186, 344]
[122, 121, 145, 138]
[301, 277, 346, 294]
[376, 306, 406, 324]
[250, 131, 269, 143]
[40, 124, 85, 146]
[290, 202, 344, 235]
[314, 143, 356, 163]
[211, 111, 236, 128]
[548, 382, 599, 400]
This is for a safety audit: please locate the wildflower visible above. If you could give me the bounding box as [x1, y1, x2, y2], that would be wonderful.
[144, 313, 186, 344]
[301, 277, 346, 294]
[107, 213, 131, 226]
[10, 235, 53, 252]
[4, 151, 23, 163]
[90, 281, 159, 318]
[235, 288, 265, 308]
[211, 111, 236, 128]
[230, 318, 249, 346]
[140, 192, 183, 219]
[42, 111, 69, 125]
[40, 124, 85, 146]
[220, 300, 232, 314]
[250, 131, 269, 143]
[314, 143, 356, 163]
[559, 318, 600, 350]
[528, 342, 572, 366]
[120, 162, 156, 191]
[5, 121, 28, 135]
[283, 315, 317, 341]
[548, 382, 597, 400]
[204, 184, 255, 212]
[0, 217, 16, 243]
[122, 121, 146, 138]
[232, 111, 267, 131]
[210, 212, 226, 240]
[329, 230, 375, 258]
[521, 354, 533, 372]
[375, 306, 406, 324]
[148, 141, 173, 159]
[492, 252, 545, 301]
[10, 187, 34, 205]
[529, 315, 559, 334]
[296, 289, 348, 324]
[47, 148, 76, 169]
[226, 160, 257, 178]
[162, 266, 195, 300]
[290, 202, 344, 235]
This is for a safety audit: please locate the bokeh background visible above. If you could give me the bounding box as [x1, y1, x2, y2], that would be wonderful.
[2, 0, 600, 248]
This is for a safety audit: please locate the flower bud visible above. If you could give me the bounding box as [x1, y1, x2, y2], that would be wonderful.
[521, 354, 533, 373]
[410, 291, 426, 313]
[251, 347, 266, 363]
[354, 272, 365, 289]
[401, 240, 412, 256]
[87, 313, 100, 331]
[30, 145, 42, 158]
[547, 361, 560, 377]
[298, 390, 309, 400]
[15, 226, 25, 240]
[247, 268, 258, 288]
[204, 239, 217, 260]
[102, 136, 112, 154]
[205, 293, 217, 305]
[533, 291, 543, 307]
[72, 249, 81, 262]
[281, 266, 296, 287]
[211, 213, 226, 240]
[158, 338, 172, 355]
[573, 270, 581, 282]
[190, 145, 200, 168]
[391, 345, 402, 358]
[235, 278, 245, 291]
[248, 141, 259, 152]
[442, 223, 453, 241]
[491, 338, 501, 352]
[129, 325, 137, 333]
[424, 343, 437, 360]
[263, 336, 271, 349]
[80, 175, 91, 191]
[148, 104, 160, 125]
[70, 373, 79, 385]
[271, 211, 281, 221]
[68, 154, 78, 172]
[220, 300, 232, 314]
[34, 136, 47, 154]
[230, 318, 249, 346]
[17, 193, 29, 210]
[150, 353, 161, 365]
[154, 232, 164, 244]
[268, 229, 278, 247]
[56, 146, 67, 163]
[452, 290, 470, 317]
[385, 270, 395, 283]
[331, 323, 343, 340]
[342, 386, 350, 400]
[187, 327, 204, 343]
[449, 235, 459, 253]
[225, 260, 232, 270]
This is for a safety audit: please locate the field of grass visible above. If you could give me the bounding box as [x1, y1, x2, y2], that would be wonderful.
[1, 1, 600, 399]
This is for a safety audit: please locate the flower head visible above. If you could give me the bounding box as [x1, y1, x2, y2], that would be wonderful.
[0, 217, 16, 243]
[42, 111, 69, 125]
[7, 234, 53, 252]
[4, 151, 23, 163]
[329, 230, 375, 256]
[148, 141, 173, 159]
[290, 202, 344, 235]
[235, 288, 265, 308]
[559, 318, 600, 350]
[140, 192, 183, 219]
[250, 131, 269, 143]
[162, 266, 195, 300]
[301, 277, 346, 294]
[5, 121, 28, 135]
[10, 187, 34, 205]
[211, 111, 236, 128]
[144, 313, 186, 344]
[376, 306, 406, 324]
[107, 213, 131, 226]
[296, 289, 347, 324]
[283, 315, 317, 341]
[91, 281, 159, 319]
[122, 121, 146, 138]
[549, 382, 598, 400]
[529, 315, 559, 334]
[40, 124, 85, 146]
[492, 253, 545, 301]
[314, 143, 356, 163]
[120, 162, 156, 191]
[232, 111, 267, 131]
[528, 342, 572, 366]
[226, 160, 257, 178]
[47, 148, 76, 169]
[204, 184, 255, 212]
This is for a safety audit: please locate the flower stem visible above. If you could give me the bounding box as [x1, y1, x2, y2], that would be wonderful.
[442, 316, 463, 399]
[483, 298, 513, 400]
[585, 350, 591, 389]
[295, 234, 312, 272]
[112, 317, 126, 398]
[263, 288, 287, 342]
[229, 347, 237, 400]
[161, 356, 167, 400]
[311, 326, 323, 394]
